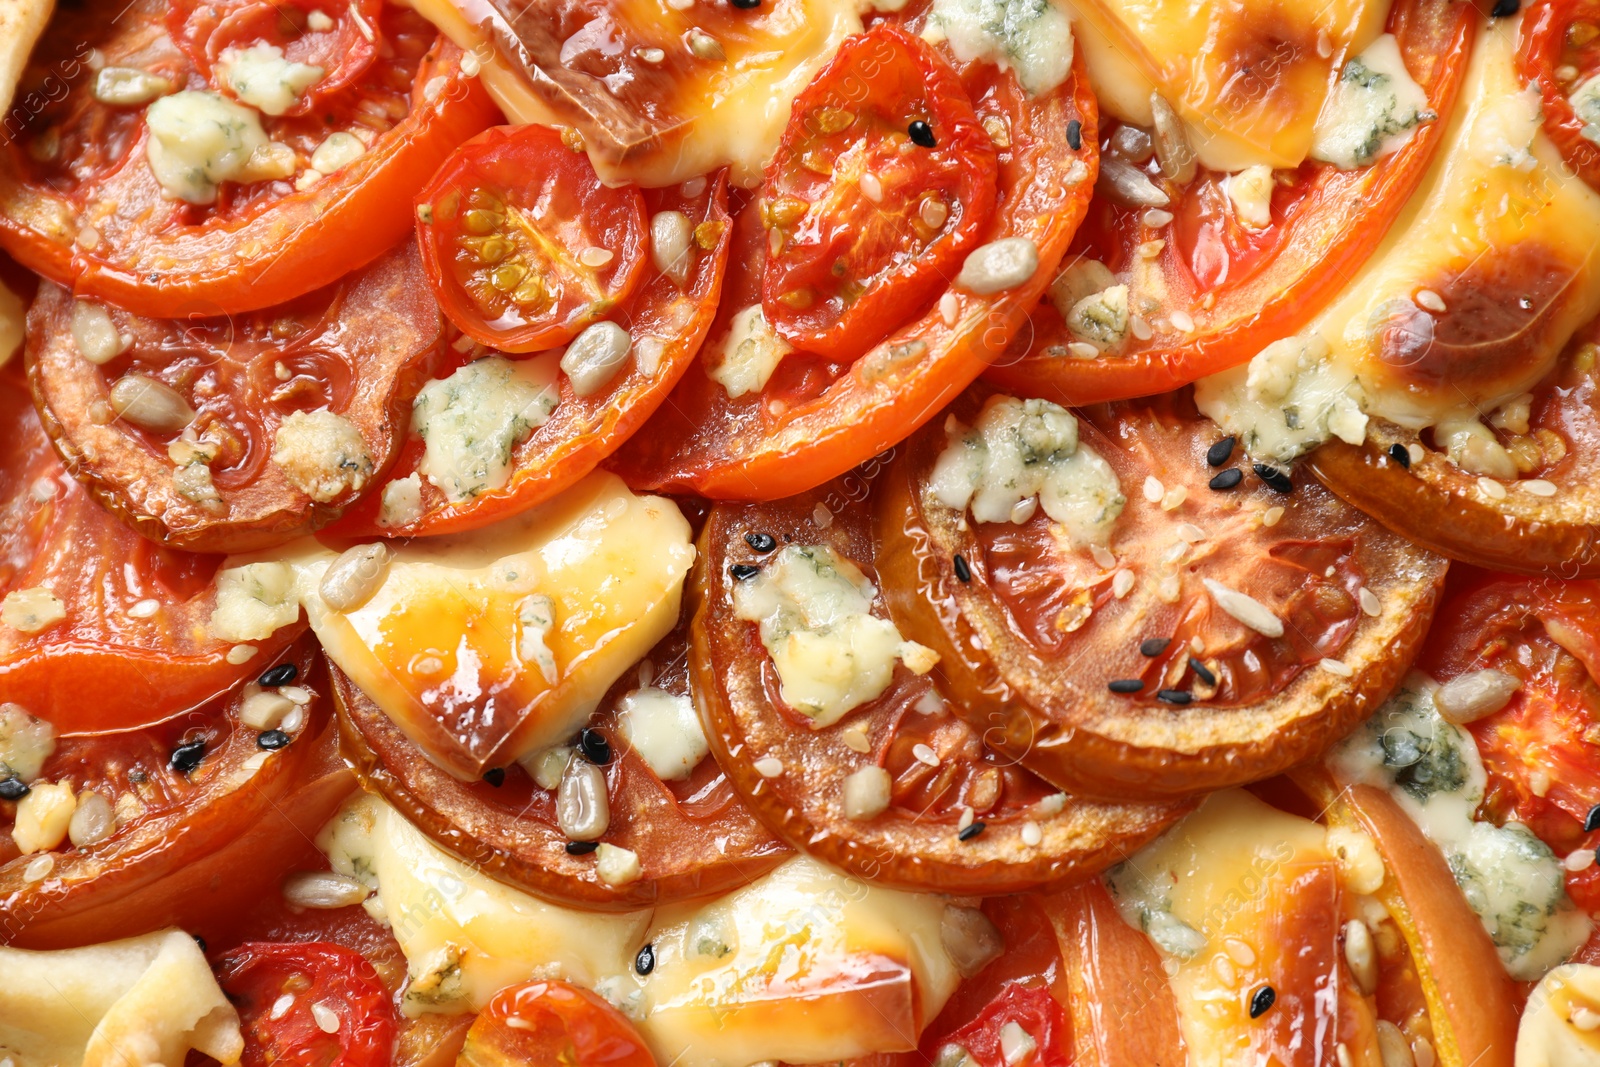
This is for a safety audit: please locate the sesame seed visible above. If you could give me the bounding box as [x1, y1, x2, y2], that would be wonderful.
[1209, 468, 1243, 491]
[1113, 569, 1136, 598]
[269, 994, 294, 1021]
[958, 821, 986, 841]
[860, 173, 883, 202]
[912, 743, 940, 767]
[259, 663, 298, 687]
[953, 554, 972, 583]
[1203, 579, 1286, 638]
[0, 776, 27, 801]
[745, 532, 777, 552]
[1137, 239, 1166, 259]
[1521, 479, 1558, 496]
[841, 722, 871, 753]
[1066, 119, 1082, 150]
[1253, 464, 1293, 493]
[1140, 638, 1171, 657]
[908, 120, 936, 147]
[1169, 310, 1195, 333]
[482, 767, 506, 787]
[128, 598, 160, 619]
[730, 563, 760, 581]
[579, 247, 614, 268]
[1358, 587, 1382, 616]
[23, 854, 54, 882]
[1161, 486, 1187, 510]
[226, 644, 257, 665]
[812, 503, 833, 528]
[579, 728, 612, 765]
[1415, 289, 1446, 313]
[257, 729, 291, 750]
[1067, 341, 1098, 358]
[1090, 544, 1117, 569]
[1108, 679, 1144, 694]
[170, 738, 207, 773]
[1021, 821, 1042, 846]
[1142, 209, 1174, 228]
[280, 686, 312, 705]
[1249, 986, 1276, 1018]
[1207, 437, 1236, 466]
[638, 47, 666, 62]
[311, 1002, 340, 1034]
[1490, 0, 1519, 16]
[635, 943, 656, 975]
[1131, 315, 1153, 341]
[1388, 443, 1410, 469]
[566, 840, 599, 855]
[1176, 523, 1207, 543]
[1566, 848, 1596, 872]
[1586, 804, 1600, 833]
[1408, 443, 1425, 465]
[958, 805, 975, 830]
[1143, 476, 1165, 503]
[1478, 477, 1507, 500]
[754, 756, 784, 778]
[1261, 506, 1285, 527]
[939, 292, 959, 326]
[1320, 658, 1354, 677]
[1188, 658, 1216, 685]
[1157, 689, 1193, 705]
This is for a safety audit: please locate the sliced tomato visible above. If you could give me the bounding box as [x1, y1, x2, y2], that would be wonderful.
[1308, 319, 1600, 577]
[218, 941, 397, 1067]
[1520, 0, 1600, 191]
[0, 0, 498, 318]
[693, 481, 1185, 894]
[416, 124, 649, 353]
[459, 980, 656, 1067]
[0, 642, 357, 948]
[0, 362, 303, 732]
[166, 0, 383, 117]
[761, 24, 997, 362]
[28, 243, 444, 553]
[335, 175, 730, 537]
[875, 388, 1448, 800]
[984, 0, 1474, 404]
[611, 33, 1097, 501]
[334, 615, 790, 911]
[1417, 571, 1600, 852]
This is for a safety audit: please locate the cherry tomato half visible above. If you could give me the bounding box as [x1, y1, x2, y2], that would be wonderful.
[218, 941, 397, 1067]
[416, 124, 649, 353]
[458, 980, 657, 1067]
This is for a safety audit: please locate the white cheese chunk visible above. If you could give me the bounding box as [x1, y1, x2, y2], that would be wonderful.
[1311, 33, 1433, 169]
[309, 131, 365, 175]
[616, 687, 709, 780]
[1328, 675, 1593, 980]
[1194, 335, 1368, 463]
[929, 395, 1124, 545]
[1224, 164, 1275, 229]
[1, 587, 66, 634]
[69, 301, 128, 365]
[144, 91, 287, 204]
[412, 354, 561, 503]
[209, 561, 300, 642]
[271, 409, 373, 503]
[0, 703, 56, 782]
[1571, 73, 1600, 147]
[708, 304, 792, 399]
[924, 0, 1074, 96]
[0, 930, 243, 1067]
[217, 44, 324, 116]
[377, 472, 424, 528]
[732, 545, 936, 728]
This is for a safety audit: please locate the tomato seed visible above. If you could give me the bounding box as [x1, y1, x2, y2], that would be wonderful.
[1388, 443, 1410, 469]
[745, 532, 777, 553]
[635, 943, 656, 975]
[1108, 679, 1143, 694]
[953, 554, 971, 583]
[958, 821, 986, 841]
[1249, 986, 1276, 1018]
[1066, 119, 1082, 151]
[1206, 436, 1236, 467]
[259, 663, 298, 687]
[171, 738, 207, 773]
[908, 120, 936, 148]
[1139, 637, 1170, 657]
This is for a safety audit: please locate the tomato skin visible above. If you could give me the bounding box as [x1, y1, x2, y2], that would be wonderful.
[0, 4, 500, 319]
[460, 980, 657, 1067]
[761, 25, 997, 362]
[1520, 1, 1600, 192]
[983, 0, 1474, 404]
[218, 942, 397, 1067]
[416, 124, 649, 353]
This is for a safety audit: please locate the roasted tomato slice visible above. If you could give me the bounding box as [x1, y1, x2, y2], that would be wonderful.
[1308, 322, 1600, 577]
[334, 612, 789, 911]
[166, 0, 383, 117]
[612, 36, 1096, 501]
[875, 388, 1448, 801]
[28, 243, 443, 553]
[0, 0, 498, 318]
[459, 980, 656, 1067]
[984, 0, 1474, 404]
[416, 124, 649, 354]
[1416, 572, 1600, 853]
[218, 941, 397, 1067]
[693, 480, 1185, 894]
[1520, 0, 1600, 191]
[0, 363, 301, 732]
[0, 643, 356, 949]
[336, 175, 730, 537]
[760, 24, 997, 362]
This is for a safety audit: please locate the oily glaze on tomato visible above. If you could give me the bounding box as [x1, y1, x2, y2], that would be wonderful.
[0, 643, 356, 948]
[0, 363, 301, 732]
[1308, 322, 1600, 577]
[416, 124, 649, 353]
[0, 0, 498, 318]
[28, 243, 443, 553]
[984, 0, 1474, 404]
[1520, 0, 1600, 191]
[334, 618, 789, 912]
[459, 980, 657, 1067]
[218, 941, 397, 1067]
[876, 388, 1448, 801]
[693, 481, 1185, 894]
[760, 25, 997, 362]
[612, 33, 1097, 501]
[338, 176, 730, 537]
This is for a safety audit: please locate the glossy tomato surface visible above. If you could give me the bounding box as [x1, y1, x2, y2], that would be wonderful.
[218, 941, 397, 1067]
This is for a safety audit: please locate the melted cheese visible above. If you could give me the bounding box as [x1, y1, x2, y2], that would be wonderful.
[321, 796, 960, 1063]
[1198, 20, 1600, 459]
[1518, 965, 1600, 1067]
[1066, 0, 1393, 170]
[0, 930, 243, 1067]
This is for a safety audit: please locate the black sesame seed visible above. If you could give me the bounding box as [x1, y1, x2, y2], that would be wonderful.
[731, 0, 760, 8]
[1249, 985, 1277, 1019]
[194, 935, 207, 952]
[635, 943, 656, 975]
[1208, 468, 1244, 491]
[744, 532, 777, 553]
[566, 840, 599, 855]
[953, 554, 972, 583]
[483, 767, 506, 787]
[729, 563, 761, 581]
[1206, 436, 1236, 467]
[170, 738, 207, 773]
[257, 729, 291, 750]
[0, 776, 28, 801]
[908, 120, 936, 148]
[579, 727, 612, 766]
[258, 663, 298, 687]
[1587, 804, 1600, 833]
[1388, 443, 1411, 469]
[1108, 678, 1144, 694]
[958, 821, 986, 841]
[1139, 637, 1171, 657]
[1490, 0, 1518, 16]
[1189, 658, 1217, 686]
[1253, 463, 1294, 494]
[1066, 119, 1082, 151]
[1156, 689, 1194, 705]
